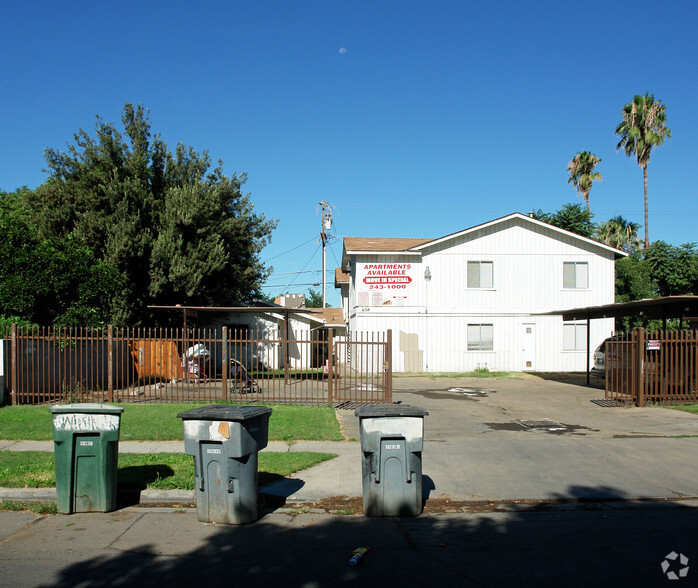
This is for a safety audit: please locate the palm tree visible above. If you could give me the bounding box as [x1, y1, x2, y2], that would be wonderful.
[594, 215, 642, 253]
[615, 92, 671, 249]
[567, 151, 602, 212]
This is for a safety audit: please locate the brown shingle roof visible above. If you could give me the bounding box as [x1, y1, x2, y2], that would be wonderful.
[343, 237, 432, 252]
[317, 308, 345, 325]
[334, 268, 350, 285]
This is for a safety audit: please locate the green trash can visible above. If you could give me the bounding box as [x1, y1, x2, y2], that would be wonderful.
[355, 404, 428, 517]
[177, 405, 272, 525]
[50, 403, 124, 514]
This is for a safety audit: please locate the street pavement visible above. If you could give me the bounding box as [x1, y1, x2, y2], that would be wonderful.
[2, 374, 698, 586]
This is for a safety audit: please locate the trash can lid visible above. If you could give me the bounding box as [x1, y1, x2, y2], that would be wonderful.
[177, 405, 272, 421]
[354, 404, 428, 418]
[49, 403, 124, 414]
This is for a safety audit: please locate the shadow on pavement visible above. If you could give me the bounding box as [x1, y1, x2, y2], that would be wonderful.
[533, 372, 606, 390]
[45, 484, 696, 587]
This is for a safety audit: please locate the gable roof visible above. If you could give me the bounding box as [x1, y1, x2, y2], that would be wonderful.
[410, 212, 627, 257]
[340, 213, 627, 269]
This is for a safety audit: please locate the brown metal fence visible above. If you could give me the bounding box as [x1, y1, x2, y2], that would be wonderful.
[4, 325, 392, 408]
[606, 328, 698, 407]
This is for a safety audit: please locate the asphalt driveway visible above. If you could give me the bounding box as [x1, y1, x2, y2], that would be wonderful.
[336, 373, 698, 503]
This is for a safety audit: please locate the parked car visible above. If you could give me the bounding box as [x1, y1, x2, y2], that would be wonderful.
[592, 338, 608, 373]
[593, 337, 623, 374]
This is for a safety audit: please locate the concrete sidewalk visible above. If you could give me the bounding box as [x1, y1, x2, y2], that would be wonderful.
[2, 376, 698, 586]
[2, 374, 698, 505]
[2, 503, 697, 586]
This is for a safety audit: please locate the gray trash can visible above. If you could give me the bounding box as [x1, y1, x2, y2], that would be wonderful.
[177, 405, 272, 524]
[50, 403, 124, 514]
[355, 404, 428, 517]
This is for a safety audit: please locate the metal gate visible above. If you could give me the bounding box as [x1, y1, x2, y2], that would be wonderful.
[3, 325, 392, 407]
[606, 328, 698, 406]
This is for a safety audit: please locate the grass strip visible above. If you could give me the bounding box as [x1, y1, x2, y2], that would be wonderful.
[0, 403, 343, 442]
[669, 405, 698, 414]
[0, 500, 57, 515]
[0, 451, 337, 490]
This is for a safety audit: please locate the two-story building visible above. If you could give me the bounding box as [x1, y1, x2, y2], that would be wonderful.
[337, 212, 626, 372]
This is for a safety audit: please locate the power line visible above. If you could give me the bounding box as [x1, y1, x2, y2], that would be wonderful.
[262, 236, 317, 263]
[261, 282, 322, 289]
[275, 242, 320, 294]
[268, 270, 322, 276]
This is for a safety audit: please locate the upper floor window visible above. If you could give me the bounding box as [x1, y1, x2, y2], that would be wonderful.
[467, 261, 493, 288]
[563, 262, 588, 289]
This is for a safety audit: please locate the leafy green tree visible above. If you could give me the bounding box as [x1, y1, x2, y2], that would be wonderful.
[305, 288, 328, 308]
[0, 188, 121, 326]
[567, 151, 602, 212]
[644, 241, 698, 297]
[615, 93, 671, 249]
[615, 253, 655, 303]
[532, 203, 595, 238]
[27, 104, 277, 326]
[594, 216, 642, 253]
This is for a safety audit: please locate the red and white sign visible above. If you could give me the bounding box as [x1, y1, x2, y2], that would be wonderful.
[363, 276, 412, 285]
[357, 263, 416, 306]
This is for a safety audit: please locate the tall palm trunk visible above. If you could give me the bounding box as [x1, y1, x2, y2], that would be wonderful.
[643, 164, 649, 249]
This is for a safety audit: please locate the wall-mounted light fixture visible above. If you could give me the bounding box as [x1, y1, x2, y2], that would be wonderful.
[424, 266, 432, 282]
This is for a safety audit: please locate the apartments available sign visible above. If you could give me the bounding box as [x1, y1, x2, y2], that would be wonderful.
[357, 263, 414, 306]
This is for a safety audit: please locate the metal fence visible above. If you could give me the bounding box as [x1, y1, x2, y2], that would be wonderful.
[606, 328, 698, 407]
[4, 325, 392, 408]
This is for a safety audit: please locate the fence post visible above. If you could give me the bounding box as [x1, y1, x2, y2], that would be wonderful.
[385, 329, 392, 404]
[222, 326, 228, 399]
[11, 323, 17, 405]
[635, 327, 645, 407]
[327, 328, 334, 406]
[107, 325, 113, 403]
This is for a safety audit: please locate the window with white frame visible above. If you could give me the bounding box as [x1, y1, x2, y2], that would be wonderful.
[563, 322, 587, 350]
[467, 261, 494, 288]
[467, 324, 493, 350]
[563, 261, 588, 289]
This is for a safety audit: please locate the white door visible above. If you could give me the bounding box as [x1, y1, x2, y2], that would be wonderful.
[522, 323, 535, 371]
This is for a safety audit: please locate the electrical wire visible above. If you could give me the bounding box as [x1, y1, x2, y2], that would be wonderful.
[262, 236, 317, 263]
[274, 242, 321, 294]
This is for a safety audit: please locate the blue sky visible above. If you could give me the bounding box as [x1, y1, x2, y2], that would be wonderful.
[2, 1, 697, 307]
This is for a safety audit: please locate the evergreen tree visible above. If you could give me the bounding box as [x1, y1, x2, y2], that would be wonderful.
[0, 188, 121, 326]
[28, 104, 276, 326]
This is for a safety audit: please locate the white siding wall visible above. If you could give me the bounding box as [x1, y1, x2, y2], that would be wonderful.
[347, 217, 618, 372]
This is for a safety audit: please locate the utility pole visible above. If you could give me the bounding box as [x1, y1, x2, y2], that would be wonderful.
[319, 201, 333, 307]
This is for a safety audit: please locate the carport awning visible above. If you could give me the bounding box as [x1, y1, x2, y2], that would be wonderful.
[539, 296, 698, 322]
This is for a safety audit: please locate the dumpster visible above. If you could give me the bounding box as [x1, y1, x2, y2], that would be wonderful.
[355, 404, 428, 517]
[177, 405, 272, 524]
[50, 403, 124, 514]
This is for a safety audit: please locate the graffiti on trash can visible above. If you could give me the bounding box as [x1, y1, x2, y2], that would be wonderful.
[52, 413, 120, 432]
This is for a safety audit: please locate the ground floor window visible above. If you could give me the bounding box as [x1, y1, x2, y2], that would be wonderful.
[467, 324, 493, 350]
[563, 322, 587, 350]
